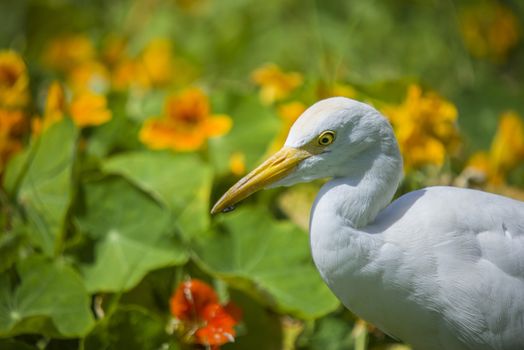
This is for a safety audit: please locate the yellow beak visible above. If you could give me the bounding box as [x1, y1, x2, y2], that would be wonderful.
[211, 147, 313, 214]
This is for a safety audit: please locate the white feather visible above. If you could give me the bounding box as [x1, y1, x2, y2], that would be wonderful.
[281, 97, 524, 350]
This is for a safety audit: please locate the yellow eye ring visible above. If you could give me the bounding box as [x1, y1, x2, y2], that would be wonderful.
[317, 131, 336, 146]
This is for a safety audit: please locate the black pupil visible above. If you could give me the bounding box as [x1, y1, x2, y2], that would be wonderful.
[322, 137, 329, 144]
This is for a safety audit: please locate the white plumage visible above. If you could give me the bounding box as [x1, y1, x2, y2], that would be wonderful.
[212, 97, 524, 349]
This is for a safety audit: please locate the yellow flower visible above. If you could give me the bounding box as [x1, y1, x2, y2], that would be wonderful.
[34, 82, 111, 131]
[268, 101, 307, 154]
[68, 60, 110, 94]
[32, 81, 67, 135]
[229, 152, 246, 176]
[45, 82, 66, 120]
[490, 111, 524, 171]
[140, 39, 174, 87]
[251, 63, 303, 105]
[139, 88, 232, 152]
[110, 38, 177, 91]
[466, 151, 498, 183]
[278, 101, 307, 125]
[317, 82, 357, 100]
[331, 83, 356, 98]
[102, 35, 128, 67]
[0, 50, 29, 109]
[111, 59, 144, 91]
[70, 92, 112, 127]
[175, 0, 209, 14]
[459, 1, 520, 63]
[382, 84, 460, 170]
[0, 109, 25, 173]
[467, 111, 524, 185]
[43, 34, 95, 72]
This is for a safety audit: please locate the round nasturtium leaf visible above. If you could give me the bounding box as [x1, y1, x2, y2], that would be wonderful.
[193, 206, 339, 319]
[76, 176, 188, 293]
[0, 256, 94, 338]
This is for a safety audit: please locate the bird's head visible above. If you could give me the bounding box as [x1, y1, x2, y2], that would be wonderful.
[211, 97, 400, 214]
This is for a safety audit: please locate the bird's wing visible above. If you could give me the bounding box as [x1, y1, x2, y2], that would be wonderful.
[381, 186, 524, 278]
[374, 186, 524, 348]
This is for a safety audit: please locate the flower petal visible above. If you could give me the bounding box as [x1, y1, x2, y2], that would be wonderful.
[166, 88, 209, 123]
[70, 92, 112, 127]
[169, 129, 207, 151]
[229, 151, 246, 176]
[139, 118, 178, 150]
[0, 50, 29, 108]
[205, 114, 232, 137]
[195, 303, 238, 346]
[170, 279, 219, 321]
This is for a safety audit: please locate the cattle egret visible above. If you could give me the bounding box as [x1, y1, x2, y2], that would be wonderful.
[211, 97, 524, 350]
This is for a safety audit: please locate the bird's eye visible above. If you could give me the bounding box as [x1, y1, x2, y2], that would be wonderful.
[317, 131, 336, 146]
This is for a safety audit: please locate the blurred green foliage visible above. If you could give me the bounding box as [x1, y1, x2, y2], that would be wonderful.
[1, 0, 523, 349]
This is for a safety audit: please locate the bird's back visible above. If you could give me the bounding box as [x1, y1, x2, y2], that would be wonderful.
[364, 186, 524, 349]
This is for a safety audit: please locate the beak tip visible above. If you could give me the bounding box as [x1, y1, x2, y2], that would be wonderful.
[210, 202, 236, 215]
[210, 204, 220, 215]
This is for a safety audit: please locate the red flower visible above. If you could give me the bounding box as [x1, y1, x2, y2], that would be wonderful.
[170, 279, 241, 348]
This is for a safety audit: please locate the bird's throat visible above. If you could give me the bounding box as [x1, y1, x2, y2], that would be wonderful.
[312, 150, 402, 229]
[309, 149, 402, 285]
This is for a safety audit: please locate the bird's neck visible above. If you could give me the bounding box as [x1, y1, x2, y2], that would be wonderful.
[309, 142, 402, 282]
[312, 144, 403, 229]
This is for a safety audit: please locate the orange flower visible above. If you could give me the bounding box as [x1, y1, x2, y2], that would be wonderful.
[139, 88, 232, 151]
[34, 82, 110, 133]
[269, 101, 307, 153]
[459, 1, 520, 63]
[466, 111, 524, 185]
[140, 39, 174, 87]
[170, 279, 218, 321]
[0, 50, 29, 108]
[102, 35, 129, 67]
[195, 303, 240, 347]
[43, 34, 95, 72]
[170, 279, 241, 348]
[382, 84, 460, 170]
[490, 111, 524, 172]
[110, 38, 176, 91]
[229, 151, 246, 176]
[111, 59, 146, 91]
[317, 82, 357, 100]
[44, 81, 67, 122]
[175, 0, 209, 14]
[68, 60, 110, 93]
[0, 109, 25, 173]
[251, 63, 303, 105]
[278, 101, 307, 125]
[32, 81, 67, 135]
[70, 92, 112, 127]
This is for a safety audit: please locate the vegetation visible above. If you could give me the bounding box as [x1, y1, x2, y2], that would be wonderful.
[1, 0, 523, 349]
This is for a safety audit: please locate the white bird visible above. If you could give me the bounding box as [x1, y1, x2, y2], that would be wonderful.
[211, 97, 524, 350]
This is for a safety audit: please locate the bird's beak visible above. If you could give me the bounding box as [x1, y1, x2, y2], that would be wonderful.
[211, 147, 313, 214]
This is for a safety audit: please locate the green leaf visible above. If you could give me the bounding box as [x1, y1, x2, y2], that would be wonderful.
[86, 93, 143, 158]
[0, 227, 26, 273]
[304, 316, 356, 350]
[193, 207, 339, 319]
[2, 150, 29, 196]
[83, 306, 180, 350]
[225, 289, 283, 350]
[102, 151, 213, 240]
[0, 256, 94, 337]
[76, 176, 188, 292]
[119, 266, 177, 314]
[0, 339, 37, 350]
[15, 119, 78, 256]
